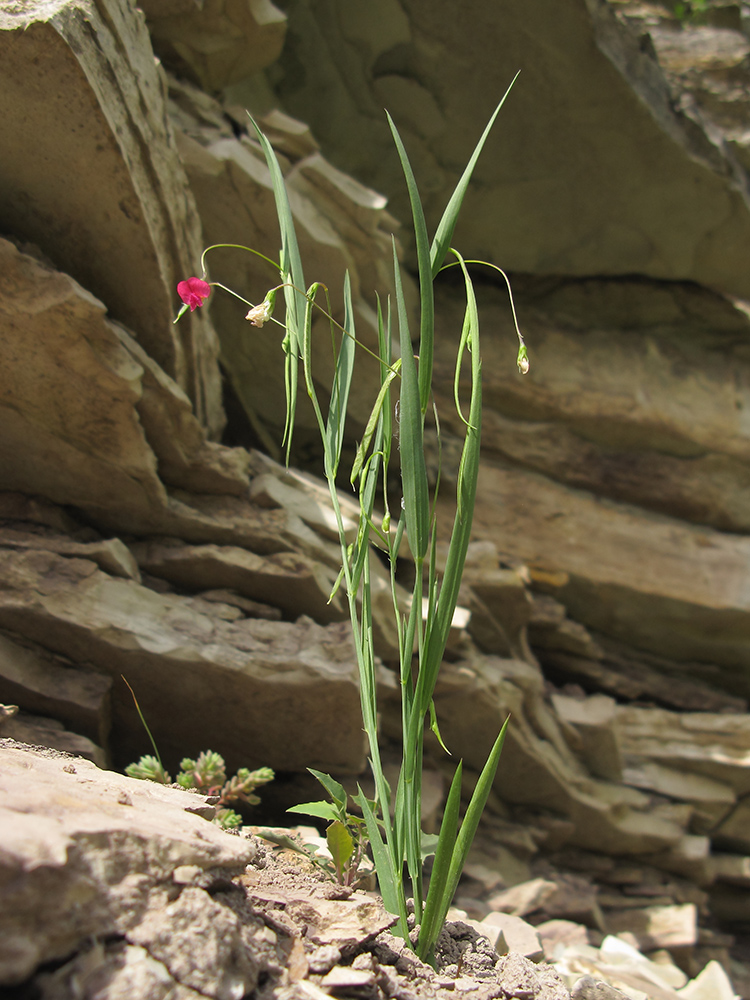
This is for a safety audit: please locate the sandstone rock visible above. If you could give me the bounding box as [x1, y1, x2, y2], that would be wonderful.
[241, 873, 395, 954]
[444, 459, 750, 697]
[709, 852, 750, 887]
[550, 694, 623, 783]
[487, 878, 559, 919]
[620, 759, 736, 832]
[419, 654, 688, 856]
[435, 278, 750, 537]
[0, 0, 222, 432]
[0, 548, 365, 774]
[713, 796, 750, 852]
[272, 0, 750, 299]
[1, 526, 140, 582]
[0, 741, 259, 986]
[617, 706, 750, 795]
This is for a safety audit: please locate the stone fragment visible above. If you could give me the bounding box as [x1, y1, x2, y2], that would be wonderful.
[0, 633, 111, 748]
[570, 975, 631, 1000]
[1, 526, 140, 582]
[537, 920, 593, 960]
[487, 878, 558, 918]
[493, 952, 570, 1000]
[0, 549, 365, 774]
[241, 875, 395, 955]
[34, 940, 207, 1000]
[199, 589, 283, 620]
[641, 836, 713, 887]
[128, 885, 261, 999]
[709, 853, 750, 887]
[603, 903, 697, 951]
[0, 742, 257, 986]
[250, 471, 358, 545]
[319, 965, 377, 994]
[0, 0, 222, 432]
[620, 759, 735, 833]
[478, 912, 544, 962]
[551, 694, 623, 783]
[677, 959, 739, 1000]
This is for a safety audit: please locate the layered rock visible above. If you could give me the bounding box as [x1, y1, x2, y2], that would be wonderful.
[0, 0, 223, 433]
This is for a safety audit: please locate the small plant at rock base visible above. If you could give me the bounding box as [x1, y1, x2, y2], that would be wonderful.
[285, 768, 376, 887]
[175, 73, 525, 961]
[122, 678, 274, 830]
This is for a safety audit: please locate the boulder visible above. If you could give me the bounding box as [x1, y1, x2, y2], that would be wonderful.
[0, 741, 259, 986]
[0, 0, 223, 433]
[272, 0, 750, 299]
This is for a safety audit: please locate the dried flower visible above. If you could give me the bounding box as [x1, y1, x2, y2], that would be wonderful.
[177, 277, 211, 312]
[245, 290, 276, 327]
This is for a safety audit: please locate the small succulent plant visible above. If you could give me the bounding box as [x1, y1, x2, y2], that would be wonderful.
[126, 750, 274, 830]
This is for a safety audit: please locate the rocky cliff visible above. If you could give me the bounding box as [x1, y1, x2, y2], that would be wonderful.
[3, 0, 750, 996]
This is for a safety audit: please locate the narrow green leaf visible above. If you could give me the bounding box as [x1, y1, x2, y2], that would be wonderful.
[350, 361, 401, 485]
[358, 782, 403, 923]
[392, 240, 429, 561]
[429, 699, 451, 755]
[417, 761, 463, 960]
[386, 111, 434, 416]
[248, 115, 307, 460]
[443, 719, 509, 919]
[326, 271, 356, 476]
[414, 253, 481, 713]
[430, 72, 519, 277]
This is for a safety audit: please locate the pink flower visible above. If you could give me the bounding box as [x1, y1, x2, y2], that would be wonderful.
[177, 277, 211, 311]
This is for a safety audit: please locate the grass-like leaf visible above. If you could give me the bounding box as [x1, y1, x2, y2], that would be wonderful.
[248, 115, 307, 461]
[392, 240, 429, 561]
[386, 112, 435, 416]
[430, 72, 520, 278]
